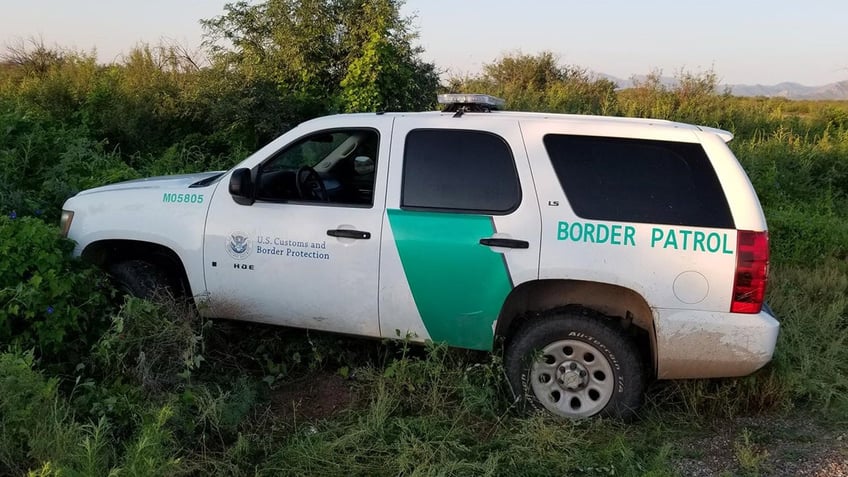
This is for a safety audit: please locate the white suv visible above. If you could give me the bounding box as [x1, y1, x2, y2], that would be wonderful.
[61, 94, 778, 418]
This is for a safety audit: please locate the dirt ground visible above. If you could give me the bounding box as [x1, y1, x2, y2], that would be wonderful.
[672, 415, 848, 476]
[270, 372, 357, 422]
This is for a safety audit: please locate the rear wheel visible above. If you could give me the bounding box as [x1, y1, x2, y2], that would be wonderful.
[505, 311, 644, 419]
[108, 259, 173, 299]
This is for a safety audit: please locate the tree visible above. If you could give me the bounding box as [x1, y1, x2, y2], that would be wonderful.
[447, 51, 618, 115]
[482, 51, 564, 91]
[201, 0, 438, 116]
[1, 37, 65, 77]
[340, 0, 437, 112]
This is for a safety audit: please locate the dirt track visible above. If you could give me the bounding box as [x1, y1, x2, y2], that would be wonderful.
[673, 415, 848, 476]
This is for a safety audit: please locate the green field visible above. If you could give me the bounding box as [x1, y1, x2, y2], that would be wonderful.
[2, 2, 848, 475]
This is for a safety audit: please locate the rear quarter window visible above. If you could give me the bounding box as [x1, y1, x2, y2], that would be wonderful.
[543, 134, 734, 228]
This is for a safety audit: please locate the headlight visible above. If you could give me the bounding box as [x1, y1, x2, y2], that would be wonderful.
[60, 210, 74, 237]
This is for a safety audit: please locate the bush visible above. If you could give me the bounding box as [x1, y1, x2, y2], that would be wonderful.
[767, 207, 848, 265]
[138, 140, 241, 178]
[0, 106, 82, 216]
[0, 216, 112, 359]
[40, 138, 140, 210]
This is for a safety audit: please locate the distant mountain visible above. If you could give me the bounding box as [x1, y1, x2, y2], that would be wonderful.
[599, 74, 848, 100]
[727, 80, 848, 100]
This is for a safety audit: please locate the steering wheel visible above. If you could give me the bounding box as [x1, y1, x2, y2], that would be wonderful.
[295, 166, 329, 201]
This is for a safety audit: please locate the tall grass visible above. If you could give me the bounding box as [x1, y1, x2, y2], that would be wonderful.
[0, 349, 180, 476]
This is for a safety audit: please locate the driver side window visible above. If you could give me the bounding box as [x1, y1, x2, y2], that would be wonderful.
[256, 129, 379, 206]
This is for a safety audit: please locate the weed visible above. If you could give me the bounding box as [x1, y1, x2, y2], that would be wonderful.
[734, 428, 770, 476]
[118, 405, 181, 476]
[93, 296, 209, 392]
[187, 377, 259, 446]
[0, 348, 72, 474]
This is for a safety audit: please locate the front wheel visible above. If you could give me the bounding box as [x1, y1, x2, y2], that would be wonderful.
[505, 311, 644, 419]
[108, 259, 173, 300]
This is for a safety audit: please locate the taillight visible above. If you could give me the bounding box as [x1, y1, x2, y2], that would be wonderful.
[731, 231, 769, 313]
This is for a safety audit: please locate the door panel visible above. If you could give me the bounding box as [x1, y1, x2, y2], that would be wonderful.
[379, 117, 541, 350]
[386, 210, 514, 349]
[202, 118, 394, 336]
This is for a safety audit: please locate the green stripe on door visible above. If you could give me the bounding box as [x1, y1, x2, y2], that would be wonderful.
[387, 209, 513, 350]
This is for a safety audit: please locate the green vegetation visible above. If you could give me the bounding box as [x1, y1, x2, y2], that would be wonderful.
[1, 1, 848, 474]
[0, 216, 111, 360]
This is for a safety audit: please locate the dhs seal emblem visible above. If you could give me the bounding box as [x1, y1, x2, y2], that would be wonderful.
[226, 232, 251, 260]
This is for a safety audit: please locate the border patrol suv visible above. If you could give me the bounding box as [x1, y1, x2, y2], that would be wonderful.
[61, 94, 778, 419]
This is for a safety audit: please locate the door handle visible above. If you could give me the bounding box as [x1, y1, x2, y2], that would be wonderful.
[479, 238, 529, 249]
[327, 229, 371, 239]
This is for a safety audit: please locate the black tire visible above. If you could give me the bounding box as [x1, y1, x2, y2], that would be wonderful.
[505, 311, 644, 419]
[108, 259, 173, 299]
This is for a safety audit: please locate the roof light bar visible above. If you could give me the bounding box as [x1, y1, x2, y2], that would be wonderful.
[437, 94, 505, 115]
[437, 94, 505, 110]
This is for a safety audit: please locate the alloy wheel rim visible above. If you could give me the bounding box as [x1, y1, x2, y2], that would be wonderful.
[529, 339, 615, 418]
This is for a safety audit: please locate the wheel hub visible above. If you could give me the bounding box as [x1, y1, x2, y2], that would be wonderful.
[556, 360, 588, 390]
[528, 338, 616, 418]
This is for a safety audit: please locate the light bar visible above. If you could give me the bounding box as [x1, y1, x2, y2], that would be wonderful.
[437, 94, 505, 109]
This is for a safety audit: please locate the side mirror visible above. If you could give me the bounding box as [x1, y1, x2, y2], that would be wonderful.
[229, 168, 255, 205]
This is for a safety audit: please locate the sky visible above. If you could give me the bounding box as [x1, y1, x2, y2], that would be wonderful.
[0, 0, 846, 86]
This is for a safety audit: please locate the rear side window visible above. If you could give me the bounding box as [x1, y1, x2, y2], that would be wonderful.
[402, 129, 521, 214]
[544, 134, 734, 228]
